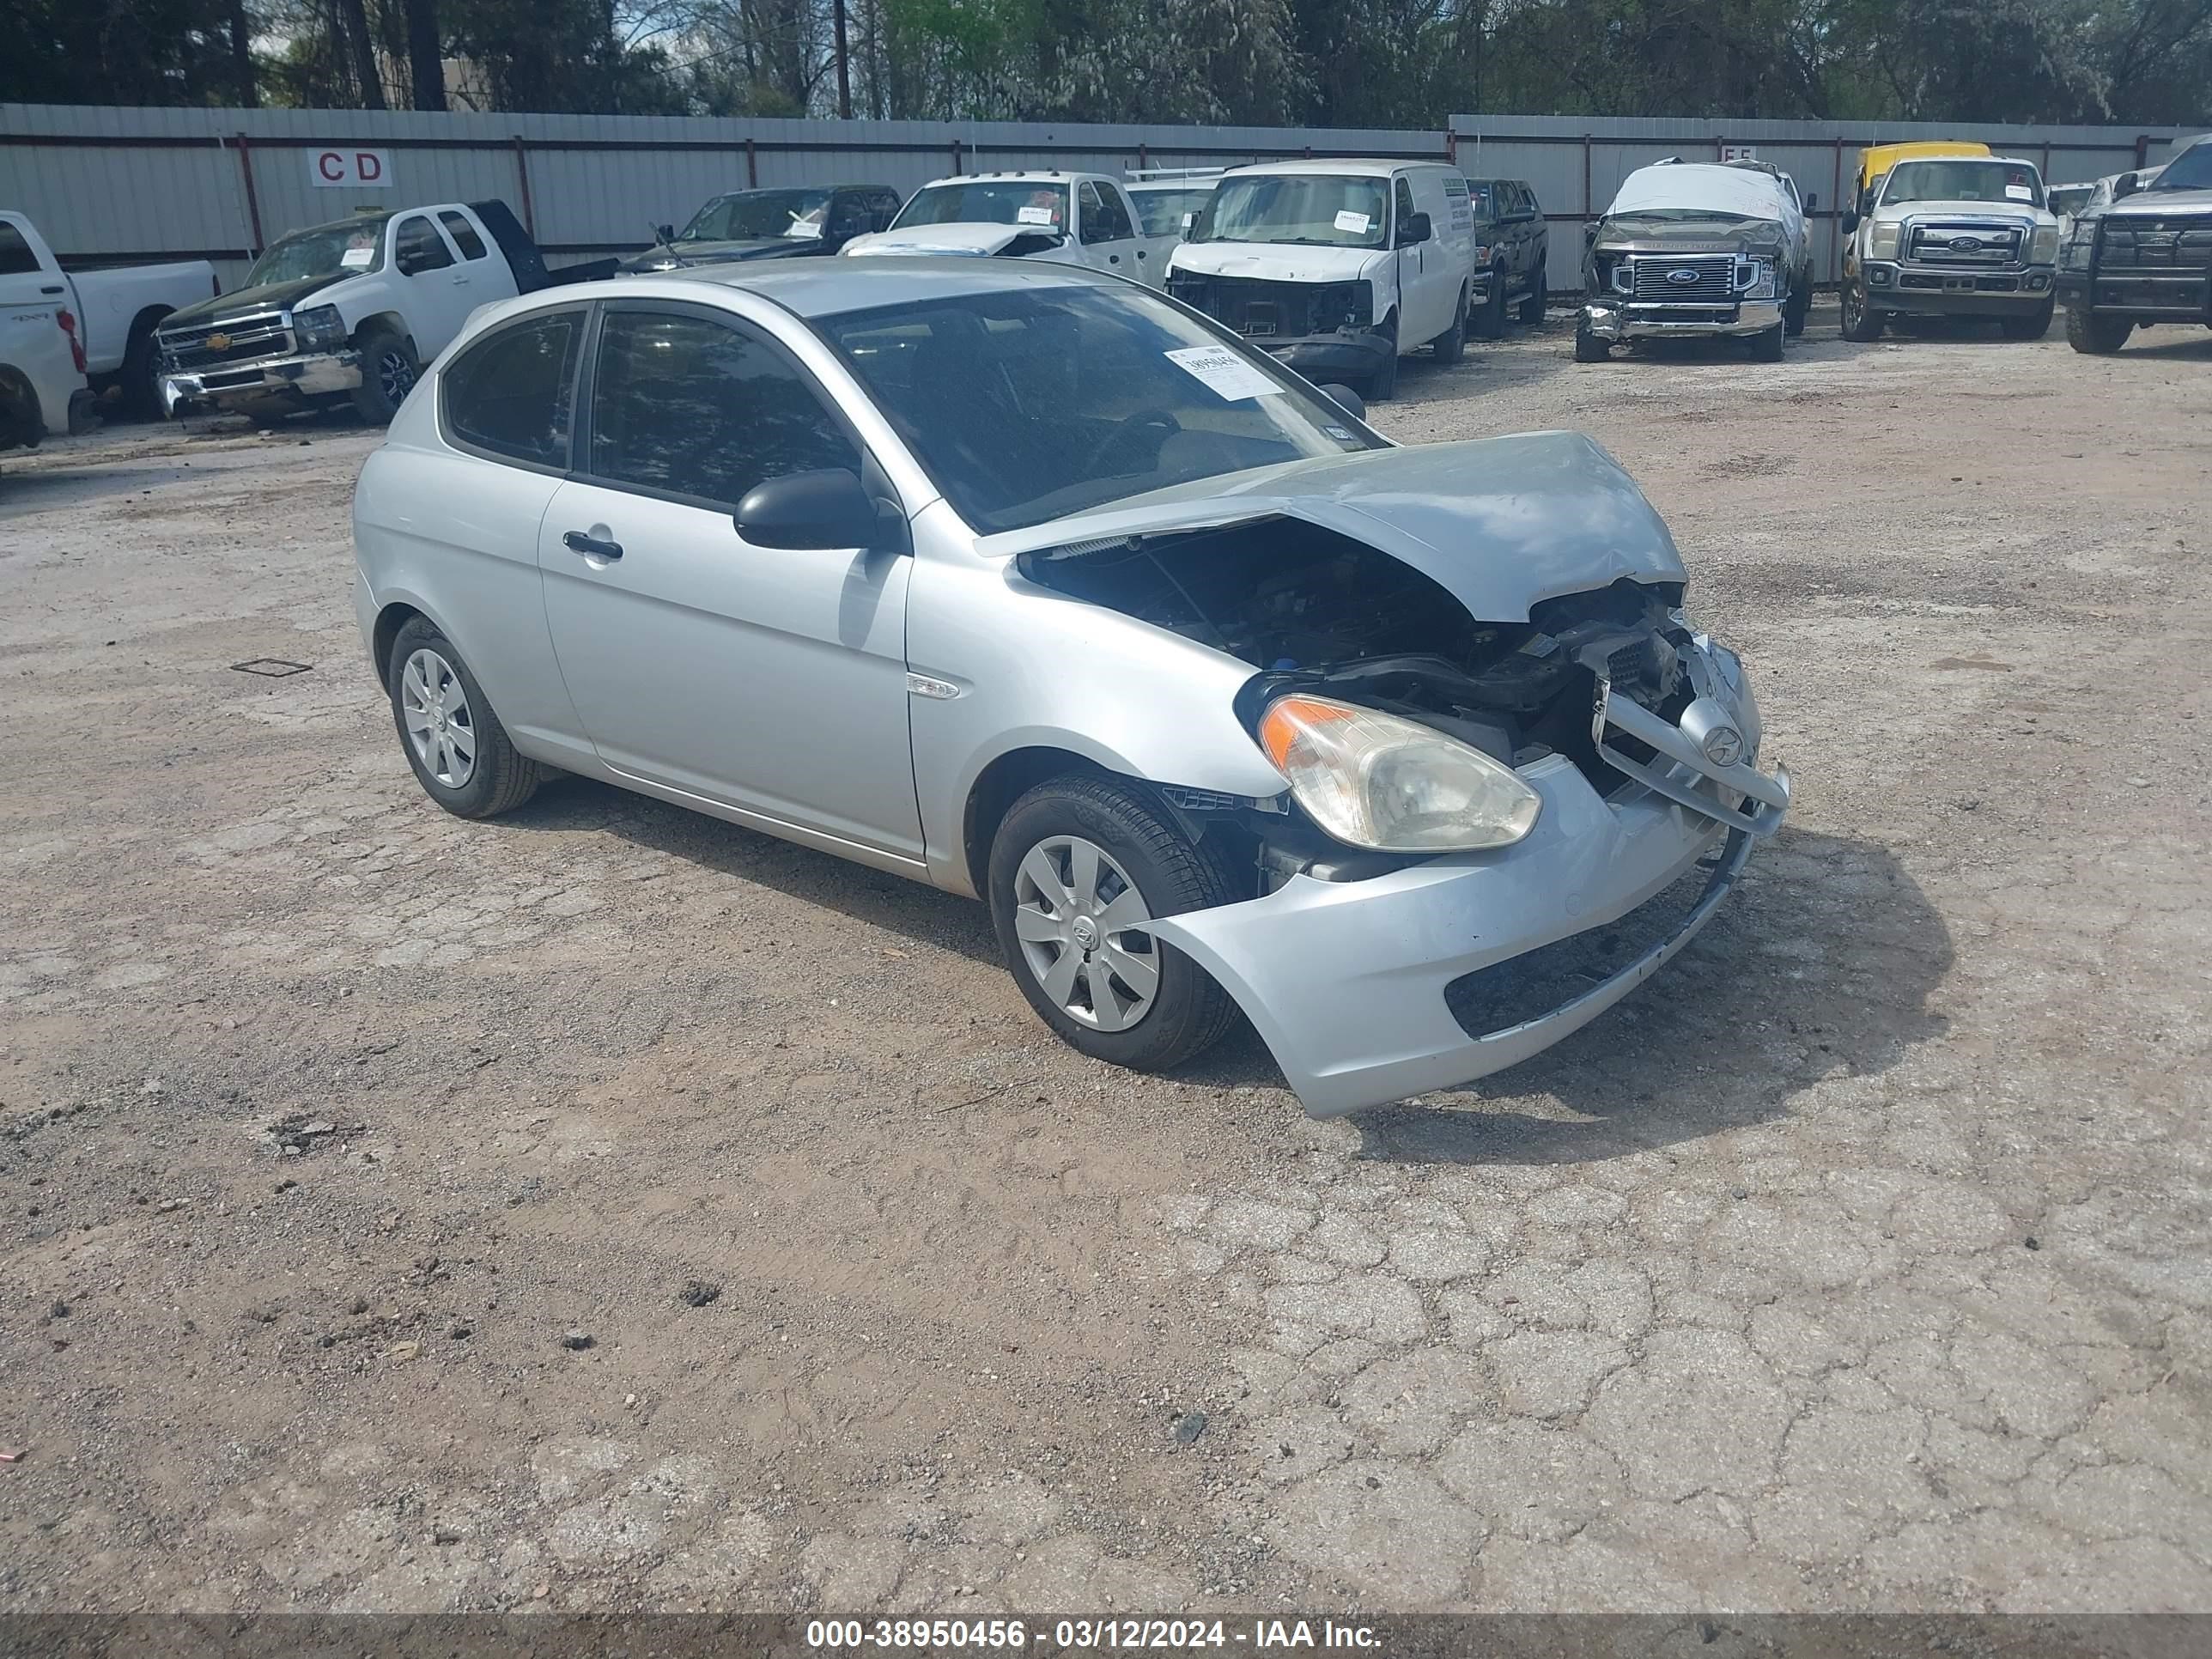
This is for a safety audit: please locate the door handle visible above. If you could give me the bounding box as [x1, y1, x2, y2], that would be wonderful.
[562, 530, 623, 561]
[1137, 249, 1147, 258]
[40, 283, 64, 295]
[1109, 254, 1121, 264]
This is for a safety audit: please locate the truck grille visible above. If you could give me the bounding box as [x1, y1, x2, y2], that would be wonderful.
[158, 310, 291, 370]
[1166, 275, 1366, 338]
[1905, 222, 2023, 267]
[1626, 255, 1735, 302]
[2097, 215, 2212, 274]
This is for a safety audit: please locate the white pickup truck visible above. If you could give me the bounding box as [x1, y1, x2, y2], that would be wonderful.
[841, 172, 1177, 286]
[1, 210, 218, 438]
[158, 199, 605, 426]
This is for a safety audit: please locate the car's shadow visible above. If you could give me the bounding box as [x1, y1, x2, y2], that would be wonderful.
[501, 785, 1948, 1168]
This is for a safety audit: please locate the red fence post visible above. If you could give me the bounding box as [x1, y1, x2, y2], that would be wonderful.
[746, 137, 758, 187]
[233, 131, 264, 254]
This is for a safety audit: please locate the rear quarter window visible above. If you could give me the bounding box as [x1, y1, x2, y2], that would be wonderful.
[441, 309, 584, 471]
[0, 222, 40, 276]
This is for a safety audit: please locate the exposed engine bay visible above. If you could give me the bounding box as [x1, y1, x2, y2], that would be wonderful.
[1018, 515, 1693, 794]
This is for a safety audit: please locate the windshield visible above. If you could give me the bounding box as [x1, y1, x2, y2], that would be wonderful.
[1883, 160, 2044, 208]
[1132, 186, 1216, 237]
[1193, 176, 1389, 249]
[893, 181, 1070, 234]
[245, 222, 385, 286]
[679, 189, 834, 242]
[2149, 142, 2212, 191]
[816, 284, 1383, 534]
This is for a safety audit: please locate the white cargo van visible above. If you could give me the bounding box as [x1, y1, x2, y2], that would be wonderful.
[1164, 159, 1480, 398]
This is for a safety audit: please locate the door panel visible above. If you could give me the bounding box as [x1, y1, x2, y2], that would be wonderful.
[538, 304, 921, 858]
[391, 214, 474, 356]
[1077, 181, 1143, 283]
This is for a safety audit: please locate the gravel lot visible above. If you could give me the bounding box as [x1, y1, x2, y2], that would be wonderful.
[3, 304, 2209, 1617]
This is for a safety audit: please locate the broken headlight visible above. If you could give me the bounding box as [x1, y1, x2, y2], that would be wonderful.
[1257, 694, 1540, 854]
[1737, 258, 1776, 299]
[293, 304, 348, 350]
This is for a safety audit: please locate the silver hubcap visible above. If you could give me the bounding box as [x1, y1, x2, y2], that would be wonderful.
[1012, 835, 1159, 1033]
[399, 647, 477, 788]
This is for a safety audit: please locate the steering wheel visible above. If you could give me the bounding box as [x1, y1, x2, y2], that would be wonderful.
[1083, 408, 1183, 477]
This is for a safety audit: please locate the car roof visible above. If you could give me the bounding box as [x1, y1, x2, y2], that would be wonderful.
[1220, 158, 1422, 180]
[911, 171, 1107, 186]
[623, 256, 1129, 319]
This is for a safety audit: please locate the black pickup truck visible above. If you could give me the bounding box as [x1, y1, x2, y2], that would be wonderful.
[2057, 134, 2212, 354]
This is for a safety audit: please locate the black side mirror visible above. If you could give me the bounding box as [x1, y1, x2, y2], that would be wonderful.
[656, 222, 676, 243]
[1804, 192, 1819, 214]
[1841, 210, 1860, 235]
[1397, 210, 1432, 247]
[2114, 173, 2139, 200]
[1316, 383, 1365, 422]
[737, 468, 898, 552]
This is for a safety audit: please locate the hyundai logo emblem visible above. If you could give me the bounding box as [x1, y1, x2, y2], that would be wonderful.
[1949, 235, 1982, 252]
[1701, 726, 1745, 768]
[1666, 268, 1701, 286]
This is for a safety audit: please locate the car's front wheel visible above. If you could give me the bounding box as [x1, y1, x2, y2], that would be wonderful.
[1573, 316, 1609, 362]
[2002, 299, 2056, 341]
[2065, 307, 2130, 354]
[353, 328, 420, 424]
[1840, 279, 1883, 342]
[988, 776, 1238, 1073]
[386, 617, 542, 818]
[1368, 316, 1400, 401]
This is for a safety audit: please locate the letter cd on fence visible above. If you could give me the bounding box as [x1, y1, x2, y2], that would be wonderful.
[311, 149, 392, 188]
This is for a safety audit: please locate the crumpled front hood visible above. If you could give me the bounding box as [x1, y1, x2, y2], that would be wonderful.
[617, 238, 813, 271]
[1591, 215, 1784, 256]
[986, 430, 1687, 623]
[162, 271, 349, 329]
[1168, 242, 1384, 284]
[844, 222, 1062, 258]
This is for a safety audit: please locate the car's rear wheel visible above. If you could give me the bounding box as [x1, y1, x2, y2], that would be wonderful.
[988, 776, 1238, 1073]
[1431, 284, 1469, 364]
[2064, 307, 2130, 354]
[1839, 279, 1883, 342]
[353, 328, 420, 424]
[387, 617, 541, 818]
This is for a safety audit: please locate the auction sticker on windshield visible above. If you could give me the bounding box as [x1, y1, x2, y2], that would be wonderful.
[1165, 345, 1282, 402]
[1334, 210, 1371, 234]
[2006, 185, 2033, 200]
[1018, 206, 1056, 225]
[340, 246, 374, 269]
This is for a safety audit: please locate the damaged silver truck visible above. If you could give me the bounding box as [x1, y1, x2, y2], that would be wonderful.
[1577, 160, 1811, 362]
[353, 259, 1789, 1118]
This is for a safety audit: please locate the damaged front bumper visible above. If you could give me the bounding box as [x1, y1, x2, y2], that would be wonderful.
[1865, 262, 2054, 314]
[161, 349, 362, 416]
[1581, 299, 1783, 342]
[1255, 329, 1396, 383]
[1152, 639, 1789, 1117]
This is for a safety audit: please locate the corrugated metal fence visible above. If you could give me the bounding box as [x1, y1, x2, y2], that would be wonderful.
[3, 102, 2196, 293]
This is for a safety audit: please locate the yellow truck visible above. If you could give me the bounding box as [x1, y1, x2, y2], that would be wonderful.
[1838, 140, 2061, 341]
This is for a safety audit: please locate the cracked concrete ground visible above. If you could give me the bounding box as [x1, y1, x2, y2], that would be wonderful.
[2, 304, 2209, 1614]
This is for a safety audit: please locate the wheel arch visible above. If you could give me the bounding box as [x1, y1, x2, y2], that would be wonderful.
[961, 744, 1119, 899]
[352, 312, 416, 354]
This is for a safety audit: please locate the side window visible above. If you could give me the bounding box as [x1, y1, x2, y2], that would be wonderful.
[1095, 184, 1134, 240]
[394, 215, 453, 274]
[1394, 176, 1418, 235]
[438, 210, 489, 261]
[873, 191, 901, 229]
[0, 222, 39, 276]
[587, 309, 860, 509]
[442, 309, 582, 469]
[1079, 182, 1133, 243]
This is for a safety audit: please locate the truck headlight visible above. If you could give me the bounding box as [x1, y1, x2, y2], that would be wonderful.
[2030, 225, 2059, 264]
[1257, 694, 1540, 853]
[1869, 222, 1901, 259]
[1738, 258, 1776, 299]
[292, 304, 347, 350]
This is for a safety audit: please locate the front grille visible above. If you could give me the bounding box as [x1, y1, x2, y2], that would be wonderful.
[1905, 222, 2022, 267]
[158, 310, 290, 370]
[2098, 216, 2212, 276]
[1627, 254, 1735, 302]
[1899, 272, 2023, 292]
[1169, 275, 1365, 337]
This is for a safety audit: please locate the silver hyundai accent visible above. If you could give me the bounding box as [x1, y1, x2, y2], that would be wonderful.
[352, 260, 1789, 1117]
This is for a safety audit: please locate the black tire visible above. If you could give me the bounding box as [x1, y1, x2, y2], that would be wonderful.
[1431, 284, 1468, 364]
[2001, 300, 2056, 342]
[2064, 307, 2129, 354]
[386, 617, 541, 818]
[1839, 278, 1883, 342]
[1517, 281, 1546, 325]
[1474, 271, 1509, 339]
[988, 775, 1239, 1074]
[1783, 278, 1809, 337]
[1572, 316, 1609, 362]
[1749, 322, 1784, 362]
[122, 318, 167, 421]
[352, 328, 421, 424]
[1368, 316, 1400, 401]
